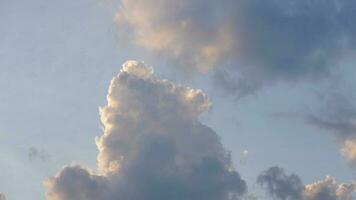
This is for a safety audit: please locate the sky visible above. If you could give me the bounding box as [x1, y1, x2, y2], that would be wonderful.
[1, 0, 356, 200]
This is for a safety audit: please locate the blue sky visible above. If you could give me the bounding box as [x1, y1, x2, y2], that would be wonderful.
[1, 0, 356, 200]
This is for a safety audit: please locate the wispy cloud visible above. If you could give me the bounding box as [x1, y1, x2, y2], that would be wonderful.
[306, 93, 356, 166]
[28, 147, 51, 162]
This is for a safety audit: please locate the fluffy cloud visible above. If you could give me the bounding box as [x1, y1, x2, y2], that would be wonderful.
[116, 0, 356, 96]
[44, 166, 110, 200]
[306, 94, 356, 166]
[45, 61, 247, 200]
[258, 167, 356, 200]
[304, 176, 356, 200]
[341, 140, 356, 164]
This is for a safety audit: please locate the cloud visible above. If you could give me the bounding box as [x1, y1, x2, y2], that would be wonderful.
[239, 150, 249, 165]
[306, 94, 356, 166]
[340, 140, 356, 164]
[45, 61, 247, 200]
[0, 193, 5, 200]
[304, 176, 356, 200]
[258, 167, 356, 200]
[242, 150, 249, 158]
[28, 147, 51, 162]
[44, 166, 110, 200]
[115, 0, 356, 96]
[257, 167, 304, 200]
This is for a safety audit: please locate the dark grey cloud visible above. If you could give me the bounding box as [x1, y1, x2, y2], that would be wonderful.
[258, 167, 356, 200]
[116, 0, 356, 96]
[257, 167, 304, 200]
[45, 61, 247, 200]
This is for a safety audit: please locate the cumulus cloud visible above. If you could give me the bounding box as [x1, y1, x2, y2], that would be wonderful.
[306, 94, 356, 166]
[116, 0, 356, 96]
[304, 176, 356, 200]
[258, 167, 356, 200]
[45, 61, 247, 200]
[44, 166, 110, 200]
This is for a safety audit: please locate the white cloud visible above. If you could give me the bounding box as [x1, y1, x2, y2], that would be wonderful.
[340, 139, 356, 166]
[45, 61, 246, 200]
[304, 176, 356, 200]
[242, 150, 249, 158]
[258, 167, 356, 200]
